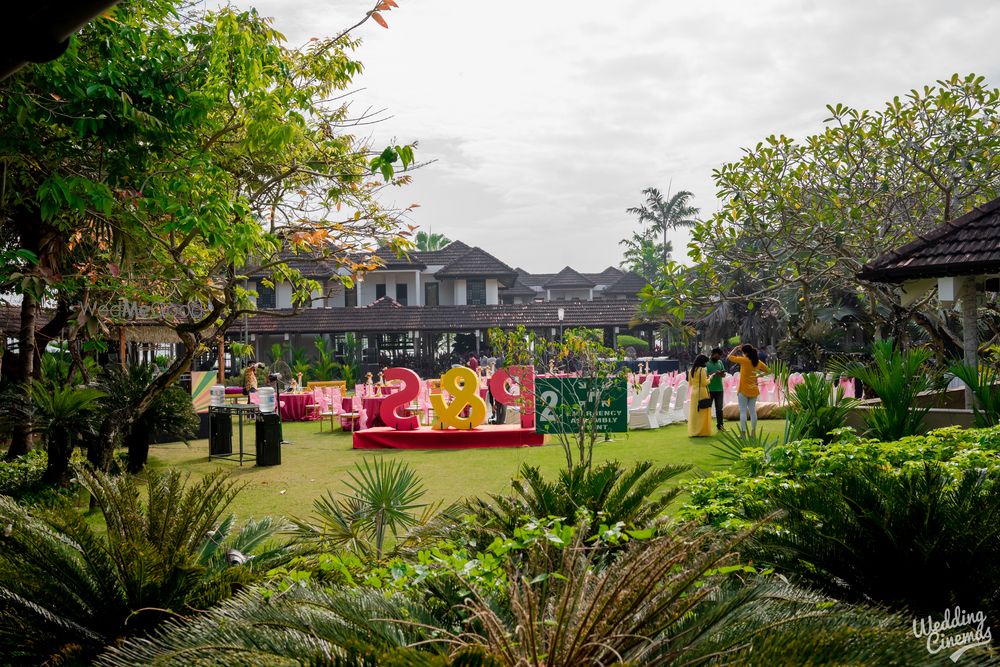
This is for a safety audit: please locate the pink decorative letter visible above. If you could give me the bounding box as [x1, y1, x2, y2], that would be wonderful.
[380, 367, 421, 430]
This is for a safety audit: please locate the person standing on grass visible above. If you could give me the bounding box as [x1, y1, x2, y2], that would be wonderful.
[729, 343, 768, 436]
[706, 348, 727, 431]
[242, 362, 264, 396]
[687, 354, 714, 437]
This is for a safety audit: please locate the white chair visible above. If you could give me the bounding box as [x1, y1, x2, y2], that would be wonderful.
[670, 381, 689, 422]
[628, 375, 654, 409]
[629, 384, 662, 430]
[655, 385, 674, 426]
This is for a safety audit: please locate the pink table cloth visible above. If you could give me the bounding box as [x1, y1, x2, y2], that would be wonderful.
[280, 392, 316, 422]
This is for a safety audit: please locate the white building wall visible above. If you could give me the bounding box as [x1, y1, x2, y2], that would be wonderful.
[454, 279, 467, 305]
[276, 283, 294, 309]
[486, 279, 499, 305]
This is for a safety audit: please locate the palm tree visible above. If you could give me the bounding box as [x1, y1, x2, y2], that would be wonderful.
[626, 187, 699, 265]
[619, 230, 669, 283]
[24, 381, 105, 485]
[415, 231, 451, 251]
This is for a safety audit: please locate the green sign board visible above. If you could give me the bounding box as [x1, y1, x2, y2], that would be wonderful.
[534, 377, 628, 434]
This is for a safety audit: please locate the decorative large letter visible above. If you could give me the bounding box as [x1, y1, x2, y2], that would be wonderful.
[431, 366, 487, 430]
[488, 365, 535, 428]
[379, 367, 421, 430]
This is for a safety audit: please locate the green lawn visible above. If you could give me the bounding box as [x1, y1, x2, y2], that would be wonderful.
[147, 419, 786, 521]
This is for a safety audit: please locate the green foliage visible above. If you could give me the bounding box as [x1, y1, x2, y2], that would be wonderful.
[95, 583, 493, 667]
[648, 74, 1000, 359]
[784, 372, 860, 443]
[314, 337, 339, 380]
[414, 231, 451, 251]
[620, 188, 698, 283]
[291, 458, 462, 560]
[950, 361, 1000, 427]
[616, 333, 649, 353]
[338, 333, 361, 388]
[23, 381, 105, 484]
[0, 449, 47, 497]
[710, 429, 781, 475]
[682, 425, 1000, 528]
[472, 461, 689, 544]
[743, 462, 1000, 624]
[831, 339, 936, 440]
[0, 468, 292, 664]
[270, 342, 289, 366]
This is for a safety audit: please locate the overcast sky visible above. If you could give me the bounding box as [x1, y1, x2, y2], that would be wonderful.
[230, 0, 1000, 273]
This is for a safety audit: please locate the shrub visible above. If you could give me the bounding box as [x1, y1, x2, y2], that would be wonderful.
[0, 468, 292, 664]
[950, 361, 1000, 428]
[744, 462, 1000, 622]
[784, 372, 859, 443]
[617, 334, 649, 353]
[831, 339, 937, 441]
[681, 426, 1000, 528]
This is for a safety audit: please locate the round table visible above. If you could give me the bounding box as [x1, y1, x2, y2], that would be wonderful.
[280, 393, 316, 421]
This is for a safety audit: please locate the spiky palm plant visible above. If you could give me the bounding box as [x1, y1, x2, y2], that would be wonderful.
[784, 372, 860, 444]
[0, 468, 292, 664]
[743, 462, 1000, 622]
[291, 458, 463, 560]
[830, 339, 936, 441]
[95, 584, 498, 666]
[415, 231, 452, 252]
[471, 460, 689, 542]
[26, 380, 105, 485]
[710, 429, 780, 475]
[950, 361, 1000, 427]
[454, 521, 935, 666]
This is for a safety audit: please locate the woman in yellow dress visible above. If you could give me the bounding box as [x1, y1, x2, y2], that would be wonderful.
[688, 354, 714, 437]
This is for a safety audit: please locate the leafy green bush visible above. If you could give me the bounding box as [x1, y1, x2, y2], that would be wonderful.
[681, 426, 1000, 528]
[616, 334, 649, 353]
[0, 448, 46, 496]
[742, 462, 1000, 621]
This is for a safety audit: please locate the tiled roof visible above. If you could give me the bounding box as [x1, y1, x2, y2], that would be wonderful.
[243, 300, 646, 334]
[543, 266, 596, 289]
[859, 197, 1000, 282]
[360, 246, 427, 270]
[542, 266, 595, 289]
[499, 278, 539, 298]
[603, 271, 648, 295]
[434, 247, 518, 285]
[519, 273, 553, 287]
[246, 250, 338, 279]
[414, 240, 471, 266]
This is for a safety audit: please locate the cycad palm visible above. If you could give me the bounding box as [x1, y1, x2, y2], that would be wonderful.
[472, 461, 690, 542]
[25, 381, 105, 484]
[0, 468, 292, 664]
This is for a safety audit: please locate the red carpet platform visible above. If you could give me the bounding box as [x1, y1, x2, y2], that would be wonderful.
[353, 424, 545, 450]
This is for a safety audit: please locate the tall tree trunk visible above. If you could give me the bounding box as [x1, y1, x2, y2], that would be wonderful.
[6, 292, 37, 459]
[41, 435, 71, 486]
[125, 424, 151, 474]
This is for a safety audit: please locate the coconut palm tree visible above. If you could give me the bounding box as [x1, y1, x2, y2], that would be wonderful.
[625, 187, 699, 265]
[415, 231, 451, 251]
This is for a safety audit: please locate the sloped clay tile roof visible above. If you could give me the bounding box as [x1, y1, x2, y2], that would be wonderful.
[244, 300, 646, 334]
[859, 197, 1000, 283]
[499, 278, 539, 298]
[542, 266, 596, 289]
[434, 246, 518, 286]
[603, 271, 648, 295]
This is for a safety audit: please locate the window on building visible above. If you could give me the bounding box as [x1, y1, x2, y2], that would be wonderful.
[345, 285, 357, 308]
[256, 282, 276, 309]
[376, 283, 386, 300]
[425, 282, 439, 306]
[396, 283, 408, 306]
[466, 279, 486, 305]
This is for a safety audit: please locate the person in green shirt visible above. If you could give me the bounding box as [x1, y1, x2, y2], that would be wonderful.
[705, 348, 727, 430]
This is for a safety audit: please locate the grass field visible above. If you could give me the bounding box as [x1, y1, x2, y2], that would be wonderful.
[147, 419, 786, 522]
